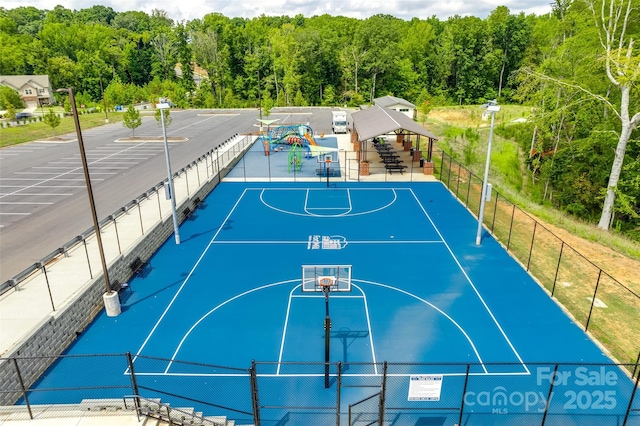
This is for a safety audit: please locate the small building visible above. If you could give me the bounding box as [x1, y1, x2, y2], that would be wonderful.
[373, 95, 416, 120]
[0, 75, 54, 107]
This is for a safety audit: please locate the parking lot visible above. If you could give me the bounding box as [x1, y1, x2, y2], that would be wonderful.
[1, 108, 327, 282]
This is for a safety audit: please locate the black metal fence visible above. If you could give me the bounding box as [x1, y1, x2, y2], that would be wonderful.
[1, 354, 639, 425]
[434, 149, 640, 373]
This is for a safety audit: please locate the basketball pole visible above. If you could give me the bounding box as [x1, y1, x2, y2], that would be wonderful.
[325, 157, 331, 188]
[324, 286, 331, 388]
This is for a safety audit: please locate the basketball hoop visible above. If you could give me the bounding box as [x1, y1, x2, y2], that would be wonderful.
[317, 276, 336, 291]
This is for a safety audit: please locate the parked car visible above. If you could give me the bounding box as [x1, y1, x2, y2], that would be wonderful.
[15, 112, 34, 120]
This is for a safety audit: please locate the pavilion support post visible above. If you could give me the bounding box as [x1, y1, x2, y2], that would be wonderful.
[412, 135, 422, 161]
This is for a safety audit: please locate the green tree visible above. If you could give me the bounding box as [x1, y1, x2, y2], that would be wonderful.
[261, 90, 274, 117]
[0, 86, 25, 109]
[155, 106, 172, 127]
[122, 105, 142, 136]
[43, 108, 60, 130]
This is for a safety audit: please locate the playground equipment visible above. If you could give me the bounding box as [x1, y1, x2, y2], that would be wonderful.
[287, 143, 303, 173]
[260, 124, 318, 156]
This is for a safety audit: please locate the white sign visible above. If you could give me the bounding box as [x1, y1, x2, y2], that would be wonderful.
[408, 375, 443, 401]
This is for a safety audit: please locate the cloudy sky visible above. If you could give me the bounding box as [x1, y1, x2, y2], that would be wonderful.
[4, 0, 552, 22]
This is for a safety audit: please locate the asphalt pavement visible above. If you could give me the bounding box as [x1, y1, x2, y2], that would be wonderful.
[0, 108, 338, 283]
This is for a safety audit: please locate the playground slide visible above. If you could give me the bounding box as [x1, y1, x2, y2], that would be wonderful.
[303, 133, 318, 146]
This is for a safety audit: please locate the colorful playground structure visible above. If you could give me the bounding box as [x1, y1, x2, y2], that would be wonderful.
[258, 123, 329, 173]
[260, 124, 318, 155]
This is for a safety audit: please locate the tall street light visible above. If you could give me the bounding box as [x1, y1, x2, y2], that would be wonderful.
[156, 102, 181, 245]
[475, 100, 500, 246]
[56, 88, 121, 316]
[98, 75, 109, 123]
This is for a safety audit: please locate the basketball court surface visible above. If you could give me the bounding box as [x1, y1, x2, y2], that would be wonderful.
[24, 182, 639, 425]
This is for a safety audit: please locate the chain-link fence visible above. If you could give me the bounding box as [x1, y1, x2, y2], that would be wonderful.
[1, 354, 638, 425]
[435, 149, 640, 374]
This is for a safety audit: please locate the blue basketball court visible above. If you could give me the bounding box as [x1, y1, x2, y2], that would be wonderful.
[24, 182, 639, 425]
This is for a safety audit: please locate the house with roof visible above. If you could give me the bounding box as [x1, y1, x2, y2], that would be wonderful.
[373, 95, 416, 120]
[0, 75, 54, 108]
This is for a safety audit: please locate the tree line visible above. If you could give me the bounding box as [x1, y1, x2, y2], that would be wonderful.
[0, 2, 638, 240]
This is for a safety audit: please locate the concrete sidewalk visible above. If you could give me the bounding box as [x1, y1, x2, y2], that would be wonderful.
[0, 134, 251, 358]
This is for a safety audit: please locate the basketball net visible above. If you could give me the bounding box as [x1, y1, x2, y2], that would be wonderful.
[317, 275, 336, 291]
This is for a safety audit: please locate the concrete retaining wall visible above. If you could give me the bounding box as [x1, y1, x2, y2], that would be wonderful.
[0, 140, 249, 406]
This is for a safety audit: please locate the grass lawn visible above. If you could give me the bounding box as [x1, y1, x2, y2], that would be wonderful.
[419, 105, 639, 371]
[0, 112, 124, 148]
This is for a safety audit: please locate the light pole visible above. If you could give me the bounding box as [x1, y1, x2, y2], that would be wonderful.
[475, 100, 500, 246]
[56, 87, 120, 316]
[156, 102, 181, 245]
[98, 75, 109, 123]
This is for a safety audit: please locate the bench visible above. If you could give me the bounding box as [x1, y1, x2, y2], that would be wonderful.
[130, 256, 148, 277]
[385, 164, 407, 174]
[111, 280, 132, 301]
[381, 158, 403, 165]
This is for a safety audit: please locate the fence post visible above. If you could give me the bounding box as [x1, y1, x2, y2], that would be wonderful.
[12, 358, 33, 420]
[622, 369, 640, 426]
[378, 361, 388, 425]
[126, 352, 140, 403]
[184, 168, 190, 196]
[156, 189, 162, 219]
[491, 192, 499, 232]
[455, 163, 462, 196]
[36, 261, 55, 311]
[507, 205, 516, 250]
[242, 151, 247, 181]
[585, 270, 603, 331]
[250, 360, 260, 426]
[527, 222, 538, 271]
[82, 236, 93, 279]
[216, 148, 222, 184]
[447, 155, 453, 188]
[135, 200, 144, 235]
[112, 215, 121, 254]
[336, 362, 342, 426]
[541, 363, 558, 425]
[551, 242, 565, 296]
[465, 170, 472, 207]
[633, 351, 640, 379]
[458, 364, 471, 426]
[267, 148, 271, 182]
[439, 150, 444, 177]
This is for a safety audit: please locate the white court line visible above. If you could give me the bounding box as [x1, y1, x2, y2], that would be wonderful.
[408, 188, 529, 375]
[356, 279, 487, 373]
[130, 188, 251, 369]
[277, 285, 378, 375]
[0, 212, 30, 215]
[304, 188, 353, 215]
[259, 188, 397, 217]
[166, 280, 298, 373]
[209, 240, 442, 245]
[276, 285, 299, 374]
